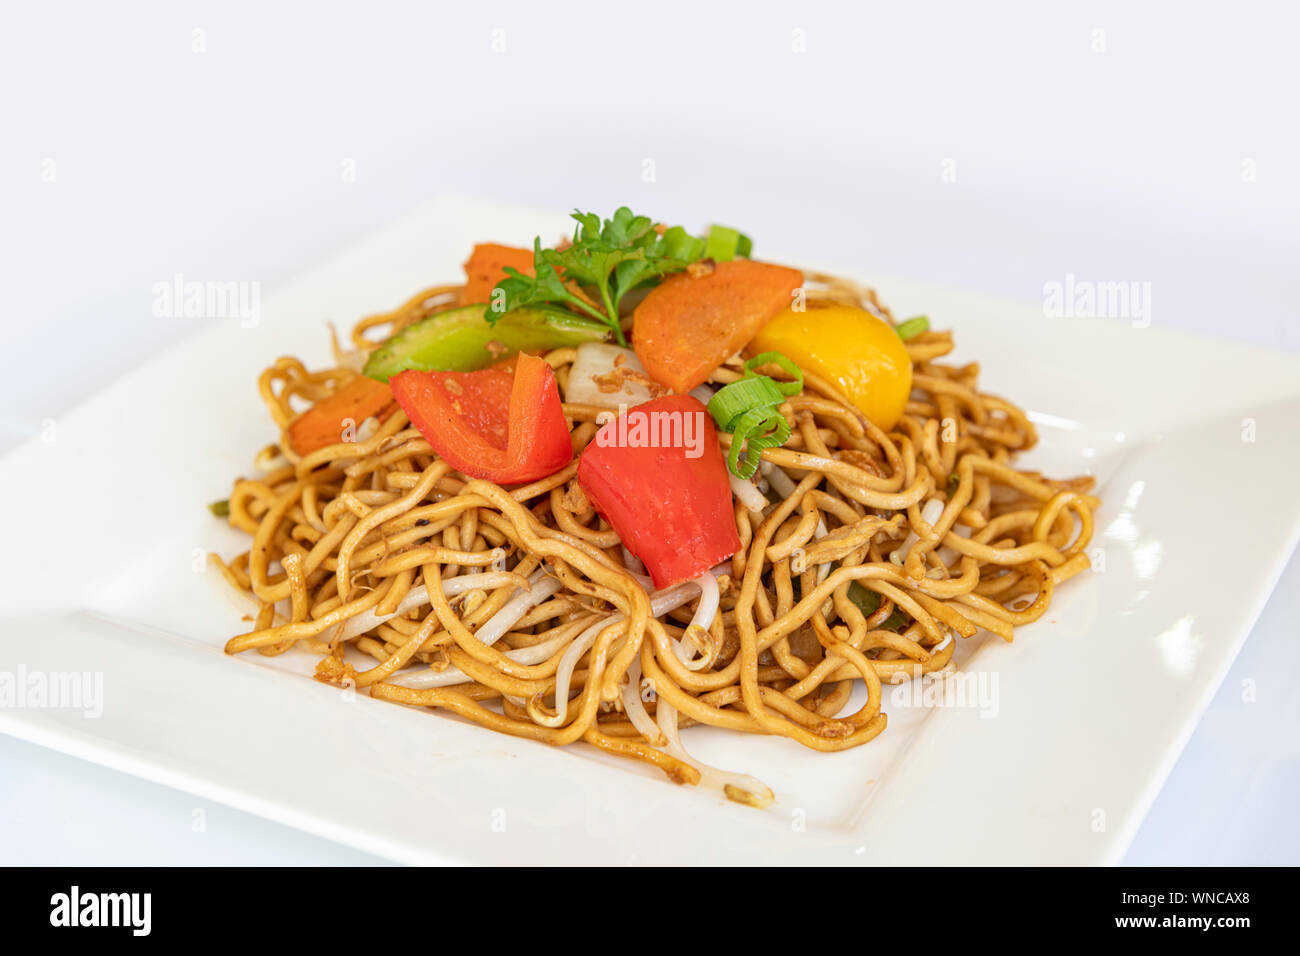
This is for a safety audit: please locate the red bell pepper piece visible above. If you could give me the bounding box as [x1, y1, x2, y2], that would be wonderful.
[577, 394, 741, 589]
[390, 353, 572, 484]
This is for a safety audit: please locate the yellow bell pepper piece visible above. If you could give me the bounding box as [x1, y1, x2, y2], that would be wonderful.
[750, 303, 912, 430]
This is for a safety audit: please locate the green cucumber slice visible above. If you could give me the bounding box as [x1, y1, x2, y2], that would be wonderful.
[363, 305, 610, 382]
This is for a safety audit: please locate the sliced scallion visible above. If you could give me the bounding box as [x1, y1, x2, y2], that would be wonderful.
[894, 315, 930, 341]
[726, 407, 791, 480]
[707, 349, 805, 479]
[703, 225, 742, 262]
[659, 225, 706, 263]
[743, 351, 803, 396]
[707, 376, 785, 431]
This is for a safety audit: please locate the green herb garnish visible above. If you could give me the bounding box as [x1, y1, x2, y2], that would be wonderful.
[208, 498, 230, 517]
[490, 208, 712, 347]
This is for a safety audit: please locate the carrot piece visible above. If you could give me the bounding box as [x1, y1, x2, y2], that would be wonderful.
[631, 260, 804, 393]
[461, 243, 537, 305]
[461, 241, 602, 313]
[287, 376, 395, 456]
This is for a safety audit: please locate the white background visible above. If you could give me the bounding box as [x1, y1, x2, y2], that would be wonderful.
[1, 1, 1296, 864]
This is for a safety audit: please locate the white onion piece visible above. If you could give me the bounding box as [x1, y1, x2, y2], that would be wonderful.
[656, 698, 774, 808]
[333, 571, 525, 643]
[688, 384, 715, 405]
[564, 343, 655, 409]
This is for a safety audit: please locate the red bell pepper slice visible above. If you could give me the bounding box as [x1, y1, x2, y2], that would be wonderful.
[577, 394, 741, 589]
[390, 353, 572, 484]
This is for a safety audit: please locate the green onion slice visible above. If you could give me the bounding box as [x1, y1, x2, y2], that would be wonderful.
[703, 224, 742, 262]
[707, 350, 804, 478]
[707, 376, 785, 430]
[743, 351, 803, 396]
[209, 498, 230, 517]
[726, 407, 791, 480]
[659, 225, 706, 263]
[894, 315, 930, 341]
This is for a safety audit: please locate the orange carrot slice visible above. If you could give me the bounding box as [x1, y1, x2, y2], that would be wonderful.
[461, 243, 537, 305]
[632, 260, 804, 393]
[287, 376, 395, 456]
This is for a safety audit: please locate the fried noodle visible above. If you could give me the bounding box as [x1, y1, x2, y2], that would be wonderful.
[214, 273, 1098, 807]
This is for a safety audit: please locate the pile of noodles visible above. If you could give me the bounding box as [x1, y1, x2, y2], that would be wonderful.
[212, 273, 1098, 807]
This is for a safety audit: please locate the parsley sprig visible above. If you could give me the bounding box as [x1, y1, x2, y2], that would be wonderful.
[490, 207, 709, 347]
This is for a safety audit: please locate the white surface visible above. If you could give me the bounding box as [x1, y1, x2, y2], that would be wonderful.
[1, 195, 1297, 865]
[1, 1, 1296, 865]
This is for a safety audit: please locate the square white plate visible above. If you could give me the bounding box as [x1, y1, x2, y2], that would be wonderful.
[2, 196, 1297, 865]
